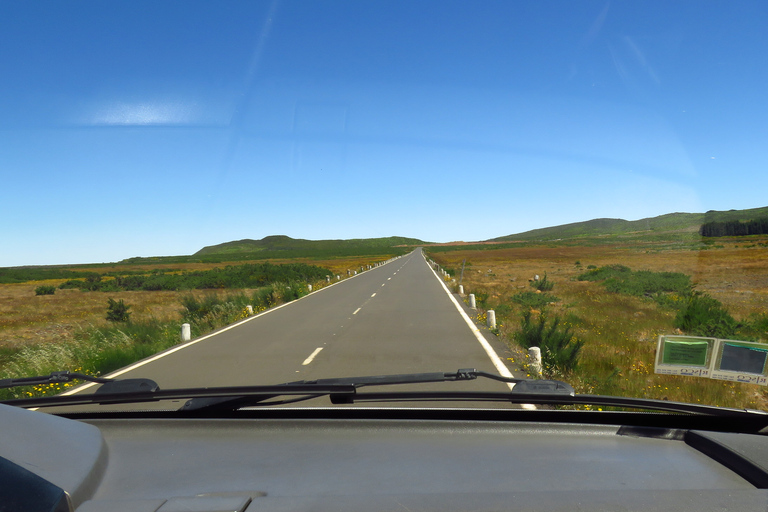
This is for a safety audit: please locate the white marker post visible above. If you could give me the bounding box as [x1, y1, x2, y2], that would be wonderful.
[458, 285, 464, 295]
[528, 347, 543, 377]
[469, 294, 476, 309]
[181, 323, 191, 342]
[487, 310, 496, 329]
[246, 305, 253, 315]
[307, 284, 312, 292]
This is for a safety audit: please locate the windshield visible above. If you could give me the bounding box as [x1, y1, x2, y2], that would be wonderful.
[1, 1, 767, 412]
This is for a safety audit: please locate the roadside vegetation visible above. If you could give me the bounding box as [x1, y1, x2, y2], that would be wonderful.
[427, 234, 768, 410]
[0, 256, 392, 400]
[57, 262, 332, 292]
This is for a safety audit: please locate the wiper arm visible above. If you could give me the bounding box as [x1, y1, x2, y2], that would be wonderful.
[0, 371, 112, 389]
[180, 369, 574, 412]
[0, 371, 159, 395]
[295, 368, 569, 390]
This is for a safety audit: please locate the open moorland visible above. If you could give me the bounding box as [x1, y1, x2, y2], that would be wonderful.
[426, 234, 768, 410]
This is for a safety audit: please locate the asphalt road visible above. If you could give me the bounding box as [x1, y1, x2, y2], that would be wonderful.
[69, 249, 525, 406]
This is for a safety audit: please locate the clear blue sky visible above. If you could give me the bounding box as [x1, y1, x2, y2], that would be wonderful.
[1, 1, 766, 266]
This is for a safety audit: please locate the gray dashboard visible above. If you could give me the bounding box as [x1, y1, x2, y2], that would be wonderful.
[2, 403, 768, 512]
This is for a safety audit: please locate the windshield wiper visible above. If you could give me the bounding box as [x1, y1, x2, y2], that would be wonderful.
[179, 369, 574, 411]
[5, 369, 766, 421]
[0, 371, 159, 394]
[0, 371, 112, 389]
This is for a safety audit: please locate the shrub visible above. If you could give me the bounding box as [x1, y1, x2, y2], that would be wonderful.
[577, 264, 631, 281]
[511, 291, 559, 309]
[674, 292, 737, 338]
[35, 285, 56, 295]
[530, 272, 554, 291]
[513, 310, 584, 374]
[577, 265, 691, 299]
[106, 298, 131, 322]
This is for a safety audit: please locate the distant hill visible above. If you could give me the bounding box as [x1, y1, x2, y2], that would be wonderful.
[190, 235, 427, 260]
[491, 206, 768, 242]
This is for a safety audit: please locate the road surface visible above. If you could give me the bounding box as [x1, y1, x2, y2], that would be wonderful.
[69, 249, 525, 406]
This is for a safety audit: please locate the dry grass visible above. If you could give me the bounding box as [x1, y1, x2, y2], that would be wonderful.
[429, 239, 768, 410]
[0, 255, 394, 352]
[0, 280, 192, 350]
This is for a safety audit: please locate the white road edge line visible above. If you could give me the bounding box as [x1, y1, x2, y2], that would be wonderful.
[302, 347, 324, 366]
[61, 256, 404, 396]
[422, 251, 536, 410]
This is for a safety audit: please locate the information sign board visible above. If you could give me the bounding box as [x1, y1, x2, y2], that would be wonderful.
[655, 335, 714, 377]
[655, 335, 768, 386]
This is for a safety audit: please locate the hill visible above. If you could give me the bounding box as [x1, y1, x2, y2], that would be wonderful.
[491, 206, 768, 242]
[195, 235, 426, 256]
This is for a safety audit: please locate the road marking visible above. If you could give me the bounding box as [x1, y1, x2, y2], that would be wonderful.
[422, 253, 535, 410]
[371, 293, 376, 298]
[302, 347, 323, 366]
[353, 307, 361, 315]
[388, 277, 391, 280]
[381, 283, 385, 287]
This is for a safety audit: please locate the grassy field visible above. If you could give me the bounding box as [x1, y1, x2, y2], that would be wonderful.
[426, 235, 768, 410]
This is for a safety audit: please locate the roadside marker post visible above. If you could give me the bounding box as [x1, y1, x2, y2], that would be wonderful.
[529, 347, 543, 376]
[487, 310, 496, 329]
[181, 323, 191, 342]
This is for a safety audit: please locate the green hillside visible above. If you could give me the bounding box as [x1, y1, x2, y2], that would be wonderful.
[115, 236, 425, 265]
[195, 235, 425, 256]
[492, 206, 768, 242]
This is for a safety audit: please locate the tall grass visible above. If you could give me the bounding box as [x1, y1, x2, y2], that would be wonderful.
[0, 282, 316, 400]
[428, 248, 768, 410]
[513, 310, 584, 373]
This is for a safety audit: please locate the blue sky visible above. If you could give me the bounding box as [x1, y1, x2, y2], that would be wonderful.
[1, 1, 767, 266]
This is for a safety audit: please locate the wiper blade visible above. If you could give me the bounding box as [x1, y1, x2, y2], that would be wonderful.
[0, 371, 159, 395]
[341, 391, 768, 416]
[292, 368, 573, 393]
[0, 371, 112, 389]
[180, 369, 574, 412]
[11, 369, 760, 419]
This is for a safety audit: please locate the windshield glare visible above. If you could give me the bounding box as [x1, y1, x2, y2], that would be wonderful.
[1, 1, 767, 411]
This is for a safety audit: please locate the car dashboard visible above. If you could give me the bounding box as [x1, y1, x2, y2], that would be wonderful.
[4, 403, 768, 512]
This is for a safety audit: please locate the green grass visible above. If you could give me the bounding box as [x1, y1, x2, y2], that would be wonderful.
[0, 267, 98, 284]
[58, 262, 333, 292]
[577, 264, 692, 298]
[511, 291, 559, 309]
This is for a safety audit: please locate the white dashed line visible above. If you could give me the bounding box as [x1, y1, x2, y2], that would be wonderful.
[353, 307, 361, 315]
[371, 293, 376, 298]
[302, 347, 323, 365]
